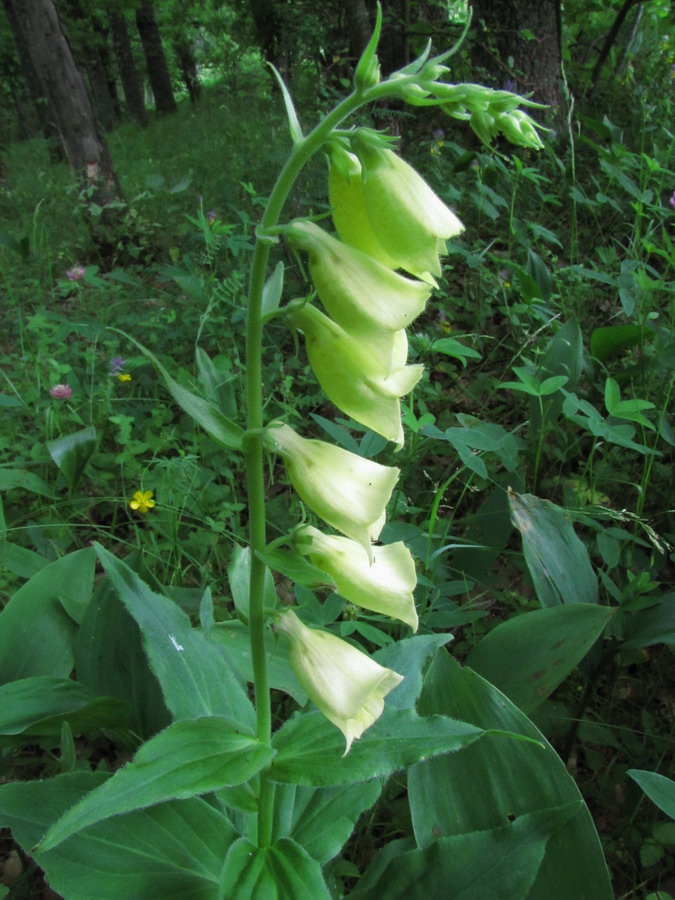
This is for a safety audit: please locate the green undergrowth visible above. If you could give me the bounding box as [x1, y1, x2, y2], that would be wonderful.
[1, 67, 674, 899]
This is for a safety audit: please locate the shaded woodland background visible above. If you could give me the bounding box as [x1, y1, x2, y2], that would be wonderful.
[1, 1, 674, 898]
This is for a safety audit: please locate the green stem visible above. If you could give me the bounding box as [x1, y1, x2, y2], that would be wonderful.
[244, 75, 418, 847]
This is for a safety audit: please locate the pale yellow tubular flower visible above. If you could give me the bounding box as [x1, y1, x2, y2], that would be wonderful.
[264, 423, 399, 560]
[296, 525, 418, 631]
[288, 304, 422, 448]
[357, 146, 464, 281]
[285, 220, 431, 335]
[327, 146, 400, 270]
[275, 609, 404, 754]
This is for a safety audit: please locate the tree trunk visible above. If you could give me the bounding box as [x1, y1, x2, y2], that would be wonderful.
[174, 40, 201, 104]
[62, 0, 119, 132]
[342, 0, 372, 58]
[248, 0, 289, 75]
[109, 9, 147, 126]
[471, 0, 566, 130]
[2, 0, 63, 157]
[135, 3, 176, 114]
[10, 0, 124, 252]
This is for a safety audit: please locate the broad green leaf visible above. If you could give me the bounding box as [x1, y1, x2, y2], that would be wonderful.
[75, 578, 171, 741]
[220, 837, 329, 899]
[210, 619, 307, 704]
[0, 541, 47, 578]
[431, 337, 482, 365]
[40, 718, 272, 851]
[627, 770, 675, 820]
[46, 427, 97, 492]
[257, 546, 334, 588]
[466, 604, 615, 713]
[604, 376, 655, 428]
[0, 772, 233, 900]
[622, 592, 675, 648]
[120, 333, 243, 449]
[0, 676, 127, 737]
[270, 707, 493, 786]
[350, 804, 580, 900]
[0, 548, 95, 684]
[407, 653, 613, 899]
[0, 467, 55, 497]
[374, 633, 454, 710]
[539, 374, 569, 395]
[591, 324, 642, 362]
[274, 781, 382, 864]
[95, 544, 255, 731]
[508, 490, 598, 607]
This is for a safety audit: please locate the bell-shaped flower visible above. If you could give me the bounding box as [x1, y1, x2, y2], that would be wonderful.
[296, 525, 418, 631]
[285, 220, 431, 335]
[275, 609, 404, 754]
[264, 422, 399, 559]
[345, 145, 464, 281]
[287, 304, 423, 448]
[328, 145, 401, 271]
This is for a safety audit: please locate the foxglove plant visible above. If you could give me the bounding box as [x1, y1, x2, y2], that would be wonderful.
[12, 10, 612, 900]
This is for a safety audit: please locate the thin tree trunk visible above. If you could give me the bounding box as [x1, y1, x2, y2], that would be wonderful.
[62, 0, 119, 131]
[174, 40, 201, 104]
[587, 0, 643, 98]
[2, 0, 63, 158]
[11, 0, 124, 253]
[135, 3, 176, 113]
[109, 9, 147, 126]
[471, 0, 565, 131]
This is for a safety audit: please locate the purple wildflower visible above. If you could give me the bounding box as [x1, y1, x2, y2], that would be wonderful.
[669, 191, 675, 210]
[206, 210, 218, 224]
[50, 384, 73, 399]
[66, 265, 86, 282]
[110, 356, 126, 375]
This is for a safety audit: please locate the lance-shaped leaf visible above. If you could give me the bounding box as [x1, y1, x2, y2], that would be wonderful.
[289, 304, 422, 447]
[286, 219, 431, 333]
[0, 772, 233, 900]
[466, 603, 615, 713]
[269, 705, 509, 787]
[47, 427, 97, 492]
[295, 525, 418, 630]
[38, 717, 272, 852]
[407, 653, 613, 898]
[221, 837, 330, 899]
[275, 609, 403, 754]
[264, 423, 399, 560]
[508, 489, 599, 607]
[117, 331, 243, 450]
[94, 544, 255, 732]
